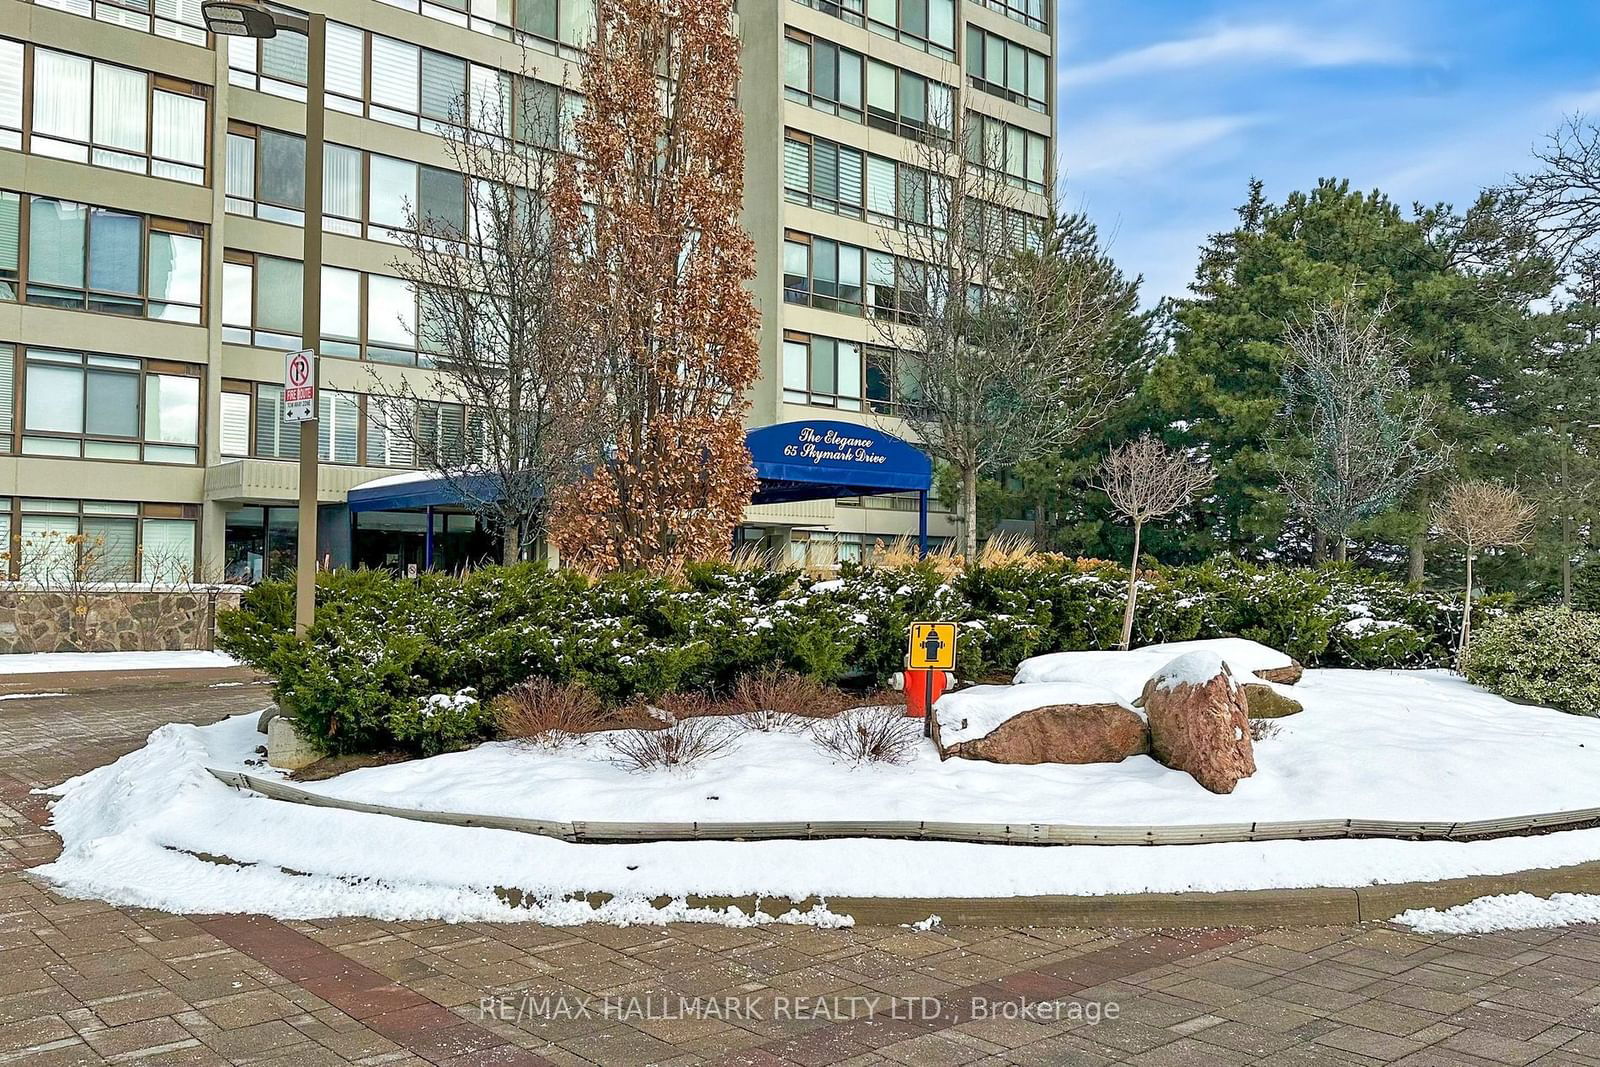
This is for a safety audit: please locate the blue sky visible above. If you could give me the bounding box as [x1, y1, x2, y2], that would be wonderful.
[1057, 0, 1600, 304]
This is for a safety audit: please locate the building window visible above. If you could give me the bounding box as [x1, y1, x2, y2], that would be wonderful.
[21, 197, 203, 323]
[30, 48, 207, 182]
[783, 333, 862, 411]
[965, 111, 1049, 194]
[0, 344, 14, 453]
[783, 234, 865, 317]
[864, 344, 921, 414]
[27, 0, 209, 45]
[19, 349, 199, 464]
[219, 385, 251, 457]
[975, 0, 1049, 33]
[1, 41, 23, 150]
[6, 497, 197, 584]
[867, 251, 932, 324]
[783, 132, 864, 219]
[783, 33, 863, 124]
[966, 26, 1049, 113]
[864, 60, 954, 141]
[865, 154, 945, 234]
[227, 25, 309, 101]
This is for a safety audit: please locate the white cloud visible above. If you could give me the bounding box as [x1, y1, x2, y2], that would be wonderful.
[1064, 23, 1414, 88]
[1063, 113, 1260, 179]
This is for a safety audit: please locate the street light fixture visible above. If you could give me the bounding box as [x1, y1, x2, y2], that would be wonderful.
[203, 0, 326, 637]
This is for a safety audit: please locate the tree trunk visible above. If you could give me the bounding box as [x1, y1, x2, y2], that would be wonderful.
[1311, 531, 1327, 564]
[1119, 521, 1142, 650]
[1333, 537, 1348, 564]
[1408, 529, 1426, 585]
[501, 525, 519, 566]
[960, 464, 979, 559]
[1458, 551, 1475, 669]
[1560, 440, 1573, 608]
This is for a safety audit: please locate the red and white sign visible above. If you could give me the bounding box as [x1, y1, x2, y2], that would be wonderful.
[283, 349, 315, 422]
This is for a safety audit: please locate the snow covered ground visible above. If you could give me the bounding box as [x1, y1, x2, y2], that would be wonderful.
[28, 667, 1600, 924]
[1394, 893, 1600, 934]
[0, 650, 239, 674]
[280, 669, 1600, 827]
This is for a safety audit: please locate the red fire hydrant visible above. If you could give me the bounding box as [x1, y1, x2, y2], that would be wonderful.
[902, 668, 951, 720]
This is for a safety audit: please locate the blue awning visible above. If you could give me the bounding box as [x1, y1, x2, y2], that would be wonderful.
[746, 420, 932, 505]
[347, 470, 504, 513]
[345, 421, 932, 512]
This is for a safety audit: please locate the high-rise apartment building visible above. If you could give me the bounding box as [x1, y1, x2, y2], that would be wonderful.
[0, 0, 1054, 582]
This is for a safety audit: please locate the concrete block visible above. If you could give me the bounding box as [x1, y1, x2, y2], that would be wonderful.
[267, 716, 321, 770]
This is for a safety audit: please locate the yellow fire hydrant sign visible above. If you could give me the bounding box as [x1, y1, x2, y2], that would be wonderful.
[908, 621, 957, 670]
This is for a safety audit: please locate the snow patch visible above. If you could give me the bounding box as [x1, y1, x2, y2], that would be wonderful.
[0, 650, 239, 675]
[1393, 893, 1600, 934]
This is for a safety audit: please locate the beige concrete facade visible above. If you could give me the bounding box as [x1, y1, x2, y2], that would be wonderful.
[0, 0, 1055, 579]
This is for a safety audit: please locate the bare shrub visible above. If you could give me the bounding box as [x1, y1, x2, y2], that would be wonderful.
[491, 679, 602, 749]
[727, 670, 850, 730]
[811, 706, 923, 766]
[607, 718, 740, 772]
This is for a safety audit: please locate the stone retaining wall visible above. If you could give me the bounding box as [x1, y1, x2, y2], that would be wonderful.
[0, 587, 244, 654]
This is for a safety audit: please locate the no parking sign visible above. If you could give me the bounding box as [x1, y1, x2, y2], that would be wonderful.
[283, 349, 315, 422]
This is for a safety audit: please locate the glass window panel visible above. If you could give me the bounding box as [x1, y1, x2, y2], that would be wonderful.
[0, 345, 12, 441]
[152, 90, 205, 166]
[88, 209, 142, 295]
[28, 199, 87, 288]
[321, 267, 360, 340]
[255, 383, 298, 458]
[26, 361, 85, 433]
[325, 22, 365, 100]
[323, 143, 362, 220]
[0, 192, 17, 283]
[145, 374, 199, 444]
[317, 390, 359, 462]
[783, 340, 807, 391]
[421, 51, 467, 121]
[838, 340, 861, 399]
[140, 518, 195, 583]
[222, 261, 253, 329]
[371, 36, 421, 113]
[0, 40, 21, 139]
[20, 514, 79, 582]
[260, 28, 308, 83]
[86, 368, 138, 436]
[867, 59, 894, 112]
[365, 396, 415, 466]
[83, 517, 135, 581]
[811, 337, 836, 394]
[259, 130, 306, 209]
[783, 39, 808, 94]
[367, 275, 415, 345]
[256, 256, 303, 336]
[369, 155, 417, 229]
[420, 167, 466, 232]
[219, 391, 250, 456]
[784, 137, 809, 197]
[92, 63, 147, 152]
[559, 0, 593, 47]
[33, 50, 92, 143]
[145, 231, 202, 321]
[517, 0, 557, 39]
[226, 133, 256, 200]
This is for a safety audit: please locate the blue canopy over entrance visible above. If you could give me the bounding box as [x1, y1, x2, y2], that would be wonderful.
[343, 420, 935, 561]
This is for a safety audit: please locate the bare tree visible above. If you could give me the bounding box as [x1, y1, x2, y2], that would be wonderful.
[370, 72, 583, 564]
[874, 107, 1138, 557]
[1432, 481, 1538, 663]
[1097, 434, 1215, 649]
[1504, 116, 1600, 267]
[1272, 295, 1448, 563]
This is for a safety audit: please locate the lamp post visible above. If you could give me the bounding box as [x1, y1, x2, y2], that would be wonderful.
[203, 2, 325, 637]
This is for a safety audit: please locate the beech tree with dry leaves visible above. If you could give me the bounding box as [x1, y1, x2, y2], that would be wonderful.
[1433, 481, 1539, 663]
[1098, 434, 1215, 650]
[548, 0, 758, 573]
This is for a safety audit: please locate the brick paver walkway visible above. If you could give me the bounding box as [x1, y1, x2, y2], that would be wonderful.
[5, 685, 1600, 1065]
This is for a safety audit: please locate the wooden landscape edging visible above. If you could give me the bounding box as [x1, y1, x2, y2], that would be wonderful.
[206, 768, 1600, 846]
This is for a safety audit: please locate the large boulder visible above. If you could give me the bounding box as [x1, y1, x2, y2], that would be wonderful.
[1140, 651, 1256, 794]
[934, 702, 1150, 765]
[1241, 682, 1302, 719]
[932, 682, 1148, 765]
